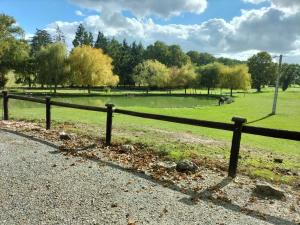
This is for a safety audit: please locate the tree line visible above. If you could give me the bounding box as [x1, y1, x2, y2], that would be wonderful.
[1, 13, 300, 94]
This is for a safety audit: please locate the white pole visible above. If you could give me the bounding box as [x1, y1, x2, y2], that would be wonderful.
[271, 54, 283, 115]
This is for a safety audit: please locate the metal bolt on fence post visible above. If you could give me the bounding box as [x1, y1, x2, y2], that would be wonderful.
[45, 96, 51, 130]
[228, 117, 247, 178]
[2, 91, 9, 120]
[105, 103, 115, 146]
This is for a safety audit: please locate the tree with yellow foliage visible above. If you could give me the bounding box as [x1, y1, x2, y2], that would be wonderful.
[69, 45, 119, 93]
[132, 59, 170, 89]
[169, 63, 197, 94]
[219, 64, 251, 96]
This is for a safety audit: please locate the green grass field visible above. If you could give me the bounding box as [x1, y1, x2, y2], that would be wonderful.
[1, 87, 299, 185]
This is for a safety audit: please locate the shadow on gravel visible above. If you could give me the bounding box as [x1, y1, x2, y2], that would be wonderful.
[179, 178, 297, 225]
[1, 128, 296, 225]
[0, 128, 58, 149]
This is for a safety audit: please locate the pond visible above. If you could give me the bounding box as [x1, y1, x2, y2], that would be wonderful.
[1, 95, 218, 109]
[55, 96, 217, 108]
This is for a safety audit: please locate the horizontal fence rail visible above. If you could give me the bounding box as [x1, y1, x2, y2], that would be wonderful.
[8, 94, 46, 104]
[242, 125, 300, 141]
[114, 108, 235, 131]
[1, 91, 300, 178]
[50, 101, 107, 113]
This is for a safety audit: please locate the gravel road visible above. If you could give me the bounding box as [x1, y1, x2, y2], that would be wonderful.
[0, 130, 288, 225]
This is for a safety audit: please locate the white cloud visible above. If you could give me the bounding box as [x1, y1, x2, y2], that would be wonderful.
[75, 10, 85, 16]
[243, 0, 300, 11]
[70, 0, 207, 18]
[45, 1, 300, 63]
[271, 0, 300, 13]
[243, 0, 268, 4]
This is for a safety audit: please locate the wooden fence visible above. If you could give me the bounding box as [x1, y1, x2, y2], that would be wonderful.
[1, 91, 300, 178]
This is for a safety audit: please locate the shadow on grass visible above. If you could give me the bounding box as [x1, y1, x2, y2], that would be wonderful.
[246, 114, 273, 125]
[0, 128, 296, 225]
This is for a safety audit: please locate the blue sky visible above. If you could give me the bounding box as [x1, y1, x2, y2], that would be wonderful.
[1, 0, 269, 33]
[0, 0, 299, 62]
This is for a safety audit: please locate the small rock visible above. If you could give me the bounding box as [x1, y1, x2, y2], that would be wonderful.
[59, 132, 71, 140]
[292, 171, 300, 176]
[121, 144, 135, 153]
[253, 182, 285, 200]
[274, 158, 283, 163]
[176, 159, 198, 173]
[111, 203, 118, 208]
[152, 161, 177, 171]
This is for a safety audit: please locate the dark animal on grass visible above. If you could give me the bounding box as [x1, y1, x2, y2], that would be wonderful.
[219, 96, 234, 106]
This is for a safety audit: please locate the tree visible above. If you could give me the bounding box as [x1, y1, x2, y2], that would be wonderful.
[30, 29, 52, 55]
[219, 64, 251, 96]
[217, 57, 243, 66]
[148, 60, 170, 88]
[35, 43, 69, 93]
[187, 51, 216, 66]
[187, 51, 200, 65]
[118, 39, 133, 85]
[280, 64, 300, 91]
[170, 63, 197, 94]
[247, 52, 276, 92]
[94, 31, 109, 53]
[0, 14, 29, 88]
[15, 56, 36, 88]
[198, 62, 223, 95]
[69, 45, 119, 93]
[106, 38, 122, 82]
[198, 53, 216, 65]
[87, 32, 94, 46]
[132, 60, 170, 90]
[145, 41, 189, 67]
[168, 45, 190, 67]
[54, 25, 65, 43]
[72, 24, 92, 47]
[145, 41, 169, 65]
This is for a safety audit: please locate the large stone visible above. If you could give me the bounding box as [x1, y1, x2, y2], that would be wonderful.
[176, 159, 198, 173]
[253, 182, 285, 200]
[59, 132, 72, 140]
[152, 161, 177, 171]
[121, 144, 135, 153]
[273, 158, 283, 163]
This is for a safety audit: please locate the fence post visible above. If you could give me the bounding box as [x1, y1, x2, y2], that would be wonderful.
[228, 117, 247, 178]
[45, 96, 51, 130]
[105, 103, 115, 146]
[2, 91, 8, 120]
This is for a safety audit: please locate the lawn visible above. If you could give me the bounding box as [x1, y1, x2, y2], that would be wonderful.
[1, 87, 299, 185]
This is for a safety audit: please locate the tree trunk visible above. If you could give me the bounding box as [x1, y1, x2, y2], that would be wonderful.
[207, 87, 210, 95]
[54, 84, 57, 94]
[88, 85, 91, 94]
[257, 85, 261, 92]
[28, 78, 32, 88]
[230, 88, 233, 97]
[185, 88, 187, 95]
[1, 73, 5, 88]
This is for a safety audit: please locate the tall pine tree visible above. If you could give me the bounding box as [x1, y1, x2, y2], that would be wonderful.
[94, 31, 109, 53]
[30, 29, 52, 55]
[72, 24, 92, 47]
[54, 25, 65, 43]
